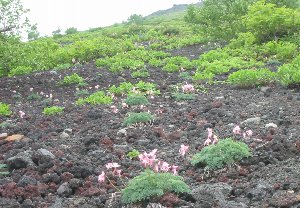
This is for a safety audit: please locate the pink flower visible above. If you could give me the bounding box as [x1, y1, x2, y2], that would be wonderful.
[95, 85, 100, 89]
[204, 138, 211, 146]
[243, 130, 253, 138]
[105, 163, 120, 169]
[160, 162, 170, 172]
[49, 93, 53, 99]
[212, 135, 218, 144]
[182, 83, 195, 93]
[122, 103, 129, 109]
[207, 128, 213, 138]
[29, 88, 33, 91]
[115, 169, 122, 177]
[233, 125, 241, 135]
[18, 111, 25, 118]
[153, 161, 160, 172]
[171, 165, 178, 175]
[98, 171, 105, 183]
[110, 106, 119, 113]
[179, 144, 189, 156]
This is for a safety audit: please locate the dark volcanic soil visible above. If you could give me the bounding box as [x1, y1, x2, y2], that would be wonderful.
[0, 44, 299, 208]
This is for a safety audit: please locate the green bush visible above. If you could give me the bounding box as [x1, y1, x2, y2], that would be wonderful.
[171, 92, 196, 101]
[109, 82, 134, 95]
[244, 0, 300, 42]
[53, 63, 72, 71]
[227, 68, 276, 88]
[127, 149, 140, 159]
[0, 164, 9, 176]
[191, 138, 251, 170]
[61, 73, 85, 85]
[43, 106, 64, 116]
[123, 112, 154, 126]
[131, 69, 150, 78]
[121, 169, 190, 204]
[76, 91, 112, 105]
[260, 41, 298, 61]
[125, 94, 149, 106]
[8, 66, 33, 77]
[0, 102, 12, 116]
[277, 54, 300, 86]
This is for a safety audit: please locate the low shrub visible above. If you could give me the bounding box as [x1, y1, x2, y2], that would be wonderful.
[43, 106, 64, 116]
[60, 73, 85, 85]
[227, 68, 276, 88]
[0, 102, 12, 116]
[125, 94, 149, 106]
[121, 169, 190, 204]
[76, 91, 112, 105]
[191, 138, 251, 170]
[123, 112, 154, 126]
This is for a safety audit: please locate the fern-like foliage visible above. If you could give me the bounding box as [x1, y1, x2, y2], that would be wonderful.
[191, 138, 251, 170]
[121, 169, 190, 204]
[125, 94, 149, 106]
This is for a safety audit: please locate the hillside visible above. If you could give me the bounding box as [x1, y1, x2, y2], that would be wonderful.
[0, 1, 300, 208]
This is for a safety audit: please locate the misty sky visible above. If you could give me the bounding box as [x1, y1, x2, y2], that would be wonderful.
[22, 0, 199, 36]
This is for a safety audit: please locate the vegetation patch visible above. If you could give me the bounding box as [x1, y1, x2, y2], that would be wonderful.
[191, 138, 251, 170]
[76, 91, 112, 105]
[123, 112, 154, 126]
[0, 102, 12, 116]
[43, 106, 65, 116]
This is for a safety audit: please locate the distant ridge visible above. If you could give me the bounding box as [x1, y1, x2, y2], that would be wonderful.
[146, 2, 202, 18]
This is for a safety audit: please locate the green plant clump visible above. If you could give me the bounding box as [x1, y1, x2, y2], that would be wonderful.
[277, 54, 300, 87]
[131, 69, 150, 78]
[127, 149, 140, 159]
[124, 112, 154, 126]
[0, 102, 12, 116]
[191, 138, 251, 170]
[61, 73, 85, 85]
[125, 94, 149, 106]
[0, 164, 9, 176]
[121, 169, 190, 204]
[43, 106, 65, 116]
[171, 92, 196, 101]
[227, 68, 276, 88]
[76, 91, 112, 105]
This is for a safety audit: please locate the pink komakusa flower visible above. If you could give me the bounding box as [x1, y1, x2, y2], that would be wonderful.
[153, 161, 160, 172]
[115, 169, 122, 177]
[105, 163, 120, 169]
[110, 106, 119, 113]
[204, 138, 211, 146]
[18, 111, 25, 118]
[243, 130, 253, 138]
[171, 165, 179, 175]
[233, 125, 241, 135]
[182, 83, 195, 93]
[179, 144, 189, 156]
[95, 85, 100, 89]
[29, 88, 33, 91]
[212, 135, 218, 144]
[160, 161, 171, 172]
[122, 103, 129, 109]
[49, 93, 53, 99]
[98, 171, 105, 183]
[207, 128, 213, 138]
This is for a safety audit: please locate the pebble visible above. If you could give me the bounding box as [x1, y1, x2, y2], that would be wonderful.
[241, 117, 261, 126]
[0, 133, 8, 140]
[59, 132, 70, 139]
[265, 123, 278, 129]
[5, 134, 24, 142]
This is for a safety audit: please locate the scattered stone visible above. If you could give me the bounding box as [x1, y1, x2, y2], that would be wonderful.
[59, 132, 70, 139]
[191, 183, 232, 207]
[265, 123, 278, 129]
[146, 203, 166, 208]
[17, 175, 37, 187]
[241, 117, 261, 126]
[57, 182, 72, 197]
[0, 198, 20, 208]
[5, 134, 24, 142]
[260, 87, 272, 97]
[246, 181, 272, 201]
[37, 148, 55, 159]
[117, 128, 127, 137]
[0, 133, 8, 140]
[270, 190, 299, 207]
[63, 128, 73, 134]
[49, 197, 63, 208]
[6, 150, 35, 169]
